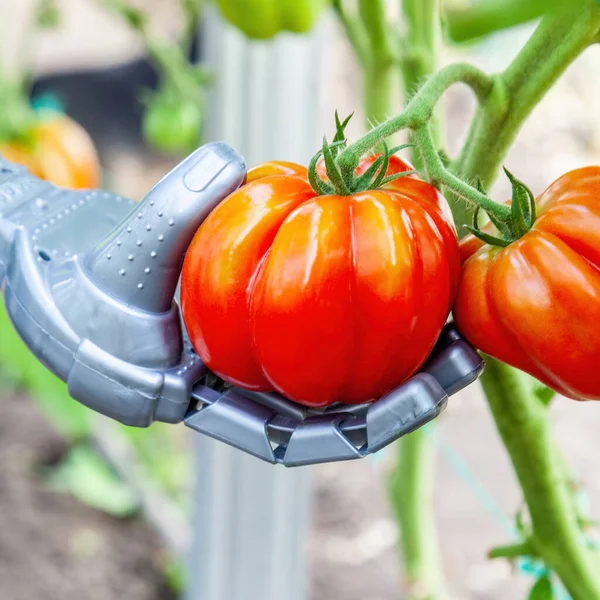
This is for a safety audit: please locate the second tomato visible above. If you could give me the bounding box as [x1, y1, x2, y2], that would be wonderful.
[455, 167, 600, 401]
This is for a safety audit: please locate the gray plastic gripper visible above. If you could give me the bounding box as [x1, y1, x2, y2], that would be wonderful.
[0, 144, 483, 466]
[0, 142, 246, 427]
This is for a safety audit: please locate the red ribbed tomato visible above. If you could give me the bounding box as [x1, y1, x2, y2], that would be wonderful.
[181, 157, 459, 407]
[455, 167, 600, 400]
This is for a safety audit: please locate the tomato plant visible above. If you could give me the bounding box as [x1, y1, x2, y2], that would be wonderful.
[181, 145, 458, 407]
[455, 167, 600, 401]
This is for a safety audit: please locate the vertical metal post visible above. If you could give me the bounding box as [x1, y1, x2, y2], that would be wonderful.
[187, 8, 328, 600]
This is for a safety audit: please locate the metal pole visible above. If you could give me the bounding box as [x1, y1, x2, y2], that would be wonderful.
[187, 9, 328, 600]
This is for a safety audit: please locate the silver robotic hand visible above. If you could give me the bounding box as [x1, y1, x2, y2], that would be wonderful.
[0, 143, 483, 467]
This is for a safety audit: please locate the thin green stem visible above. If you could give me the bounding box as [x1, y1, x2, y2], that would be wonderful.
[359, 0, 396, 67]
[488, 540, 536, 560]
[180, 0, 203, 56]
[482, 360, 600, 600]
[413, 125, 510, 220]
[336, 62, 493, 169]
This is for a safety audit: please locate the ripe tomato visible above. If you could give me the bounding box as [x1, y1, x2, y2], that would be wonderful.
[455, 167, 600, 400]
[181, 157, 459, 407]
[0, 113, 100, 189]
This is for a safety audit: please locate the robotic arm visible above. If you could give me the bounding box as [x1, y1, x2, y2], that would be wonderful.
[0, 143, 483, 467]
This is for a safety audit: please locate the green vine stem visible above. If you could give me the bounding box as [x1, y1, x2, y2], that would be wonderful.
[399, 0, 441, 171]
[335, 62, 511, 222]
[481, 360, 600, 600]
[443, 0, 573, 43]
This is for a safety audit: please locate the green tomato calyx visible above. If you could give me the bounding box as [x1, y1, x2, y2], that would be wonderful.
[307, 111, 416, 196]
[465, 168, 537, 248]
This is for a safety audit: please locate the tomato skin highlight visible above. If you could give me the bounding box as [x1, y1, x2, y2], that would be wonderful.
[455, 167, 600, 400]
[0, 113, 100, 189]
[182, 160, 459, 407]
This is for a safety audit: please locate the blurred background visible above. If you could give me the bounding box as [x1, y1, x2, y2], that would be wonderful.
[2, 1, 600, 599]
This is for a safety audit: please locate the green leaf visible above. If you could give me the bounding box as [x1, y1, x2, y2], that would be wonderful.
[354, 154, 386, 191]
[528, 576, 554, 600]
[472, 191, 513, 239]
[464, 225, 511, 248]
[46, 444, 139, 518]
[307, 149, 334, 195]
[322, 136, 351, 195]
[505, 167, 536, 236]
[379, 170, 417, 186]
[332, 111, 353, 149]
[370, 141, 391, 189]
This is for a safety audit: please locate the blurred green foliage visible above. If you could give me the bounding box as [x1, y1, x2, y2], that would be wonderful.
[443, 0, 585, 42]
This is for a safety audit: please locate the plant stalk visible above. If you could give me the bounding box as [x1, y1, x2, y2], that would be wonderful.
[389, 425, 445, 600]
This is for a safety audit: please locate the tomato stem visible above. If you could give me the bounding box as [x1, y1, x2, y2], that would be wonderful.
[334, 62, 507, 217]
